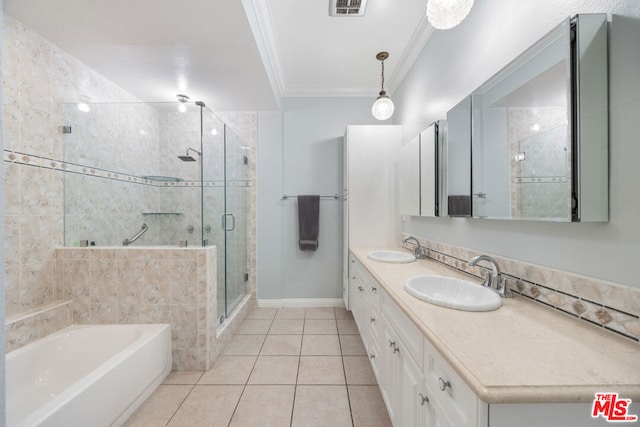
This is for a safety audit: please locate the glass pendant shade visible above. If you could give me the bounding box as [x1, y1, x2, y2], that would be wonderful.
[371, 51, 394, 121]
[372, 93, 394, 121]
[427, 0, 474, 30]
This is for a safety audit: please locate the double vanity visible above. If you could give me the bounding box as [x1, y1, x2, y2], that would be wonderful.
[348, 247, 640, 427]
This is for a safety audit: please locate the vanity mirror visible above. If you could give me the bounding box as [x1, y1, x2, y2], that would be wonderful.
[399, 135, 421, 216]
[470, 14, 608, 222]
[420, 121, 447, 217]
[446, 96, 472, 217]
[398, 121, 447, 217]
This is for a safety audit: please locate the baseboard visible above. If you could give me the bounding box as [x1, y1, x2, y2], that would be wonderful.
[258, 298, 345, 308]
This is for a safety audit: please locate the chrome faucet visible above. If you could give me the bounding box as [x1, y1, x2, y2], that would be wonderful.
[468, 255, 512, 298]
[403, 236, 426, 259]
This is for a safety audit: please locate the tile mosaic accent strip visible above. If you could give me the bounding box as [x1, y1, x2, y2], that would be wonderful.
[3, 150, 252, 188]
[402, 234, 640, 343]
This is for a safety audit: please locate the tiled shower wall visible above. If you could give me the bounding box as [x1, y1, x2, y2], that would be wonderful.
[3, 16, 258, 352]
[3, 15, 151, 319]
[402, 234, 640, 342]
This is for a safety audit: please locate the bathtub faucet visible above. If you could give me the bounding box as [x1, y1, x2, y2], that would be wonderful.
[123, 223, 148, 246]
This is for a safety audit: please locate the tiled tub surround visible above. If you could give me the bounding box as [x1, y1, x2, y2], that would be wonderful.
[5, 300, 72, 353]
[401, 234, 640, 342]
[351, 247, 640, 403]
[54, 246, 218, 371]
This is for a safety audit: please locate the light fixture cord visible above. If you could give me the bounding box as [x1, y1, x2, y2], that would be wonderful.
[380, 60, 385, 92]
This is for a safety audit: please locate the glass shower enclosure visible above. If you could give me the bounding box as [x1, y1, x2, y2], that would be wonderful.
[61, 101, 247, 323]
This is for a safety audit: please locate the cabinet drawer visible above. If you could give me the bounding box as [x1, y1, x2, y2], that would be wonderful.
[423, 338, 479, 427]
[355, 262, 381, 303]
[381, 289, 423, 370]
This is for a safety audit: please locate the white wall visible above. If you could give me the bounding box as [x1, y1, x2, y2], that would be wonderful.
[257, 97, 378, 301]
[393, 0, 640, 287]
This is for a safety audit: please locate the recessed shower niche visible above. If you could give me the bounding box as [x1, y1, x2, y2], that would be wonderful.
[60, 100, 249, 321]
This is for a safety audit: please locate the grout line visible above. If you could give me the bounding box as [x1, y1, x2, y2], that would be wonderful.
[164, 382, 199, 425]
[226, 317, 266, 426]
[337, 320, 356, 427]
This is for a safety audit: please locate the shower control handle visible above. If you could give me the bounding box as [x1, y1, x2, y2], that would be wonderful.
[221, 213, 235, 231]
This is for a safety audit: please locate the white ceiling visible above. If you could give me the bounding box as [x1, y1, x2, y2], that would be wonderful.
[4, 0, 433, 110]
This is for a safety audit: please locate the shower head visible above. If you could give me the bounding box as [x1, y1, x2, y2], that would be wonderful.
[178, 147, 201, 162]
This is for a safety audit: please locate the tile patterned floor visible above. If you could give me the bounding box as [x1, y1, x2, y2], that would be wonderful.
[123, 307, 392, 427]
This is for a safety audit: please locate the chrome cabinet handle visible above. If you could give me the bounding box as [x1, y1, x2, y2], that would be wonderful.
[358, 286, 363, 292]
[438, 377, 451, 391]
[389, 340, 396, 348]
[419, 393, 429, 405]
[393, 345, 400, 354]
[370, 317, 375, 323]
[370, 353, 375, 360]
[371, 286, 377, 293]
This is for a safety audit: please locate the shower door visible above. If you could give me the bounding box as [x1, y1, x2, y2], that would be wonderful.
[202, 111, 248, 324]
[221, 125, 248, 320]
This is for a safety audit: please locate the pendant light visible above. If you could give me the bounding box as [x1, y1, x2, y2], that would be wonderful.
[371, 51, 394, 121]
[426, 0, 474, 30]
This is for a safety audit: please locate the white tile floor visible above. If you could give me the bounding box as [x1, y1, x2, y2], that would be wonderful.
[123, 307, 392, 427]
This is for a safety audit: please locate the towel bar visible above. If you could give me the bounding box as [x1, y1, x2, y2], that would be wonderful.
[281, 194, 339, 200]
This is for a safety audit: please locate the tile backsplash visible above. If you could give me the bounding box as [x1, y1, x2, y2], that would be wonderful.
[402, 234, 640, 342]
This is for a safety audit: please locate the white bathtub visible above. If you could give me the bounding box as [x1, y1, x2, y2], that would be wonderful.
[6, 324, 172, 427]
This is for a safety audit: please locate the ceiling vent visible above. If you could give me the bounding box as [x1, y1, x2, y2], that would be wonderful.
[329, 0, 368, 17]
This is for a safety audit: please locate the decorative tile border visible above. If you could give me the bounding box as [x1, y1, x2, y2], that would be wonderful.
[3, 150, 252, 188]
[402, 234, 640, 343]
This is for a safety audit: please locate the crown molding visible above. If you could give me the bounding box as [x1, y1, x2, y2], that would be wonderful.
[243, 0, 434, 101]
[241, 0, 285, 106]
[282, 86, 377, 98]
[387, 14, 435, 93]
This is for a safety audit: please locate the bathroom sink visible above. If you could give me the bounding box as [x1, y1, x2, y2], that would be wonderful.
[368, 250, 416, 263]
[404, 276, 502, 311]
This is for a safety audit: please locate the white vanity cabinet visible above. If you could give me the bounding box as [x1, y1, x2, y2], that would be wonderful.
[349, 254, 487, 427]
[423, 338, 488, 427]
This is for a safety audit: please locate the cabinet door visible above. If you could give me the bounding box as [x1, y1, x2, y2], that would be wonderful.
[380, 317, 402, 426]
[401, 346, 430, 427]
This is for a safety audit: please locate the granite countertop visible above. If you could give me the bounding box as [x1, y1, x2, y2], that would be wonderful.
[351, 247, 640, 404]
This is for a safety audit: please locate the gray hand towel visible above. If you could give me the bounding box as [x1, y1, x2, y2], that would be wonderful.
[448, 195, 471, 217]
[297, 195, 320, 251]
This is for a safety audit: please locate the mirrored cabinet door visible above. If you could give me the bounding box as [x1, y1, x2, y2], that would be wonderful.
[420, 121, 447, 217]
[399, 135, 420, 216]
[446, 96, 472, 217]
[470, 14, 608, 222]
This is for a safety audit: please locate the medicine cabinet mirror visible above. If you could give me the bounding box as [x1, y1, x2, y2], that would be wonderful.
[420, 121, 447, 217]
[398, 121, 447, 217]
[446, 96, 472, 217]
[399, 135, 420, 216]
[470, 14, 608, 222]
